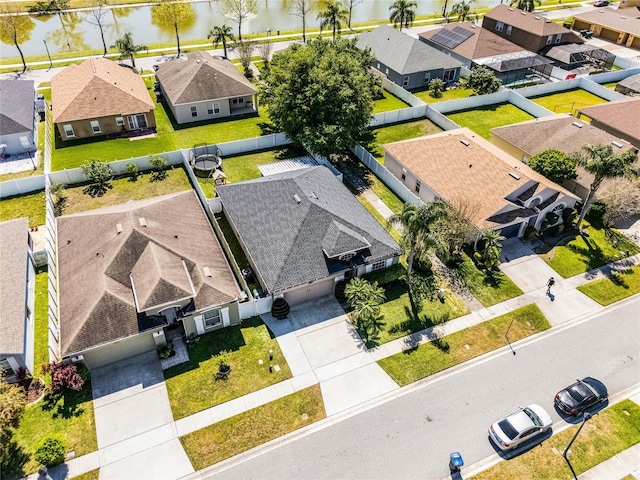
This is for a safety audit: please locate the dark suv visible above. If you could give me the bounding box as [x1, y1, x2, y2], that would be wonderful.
[554, 377, 608, 416]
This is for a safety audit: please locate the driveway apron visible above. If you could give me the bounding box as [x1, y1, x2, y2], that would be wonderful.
[500, 238, 560, 292]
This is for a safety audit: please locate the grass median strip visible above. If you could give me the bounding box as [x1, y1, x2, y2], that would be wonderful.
[180, 385, 325, 470]
[470, 400, 640, 480]
[378, 304, 550, 386]
[577, 265, 640, 306]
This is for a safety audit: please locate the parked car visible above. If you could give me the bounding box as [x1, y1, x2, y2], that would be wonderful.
[488, 404, 553, 451]
[554, 377, 608, 416]
[594, 0, 609, 6]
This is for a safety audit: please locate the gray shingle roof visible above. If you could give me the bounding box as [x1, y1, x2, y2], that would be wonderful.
[156, 51, 257, 106]
[357, 24, 463, 75]
[0, 218, 30, 355]
[617, 73, 640, 94]
[0, 80, 34, 136]
[216, 166, 402, 293]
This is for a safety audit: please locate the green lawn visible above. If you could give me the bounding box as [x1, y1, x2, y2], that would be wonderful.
[195, 176, 216, 198]
[222, 146, 306, 183]
[356, 196, 402, 243]
[379, 304, 550, 386]
[446, 103, 535, 139]
[163, 317, 292, 420]
[530, 88, 608, 115]
[369, 119, 443, 161]
[577, 265, 640, 306]
[373, 90, 410, 114]
[411, 86, 474, 103]
[70, 470, 100, 480]
[0, 190, 46, 227]
[453, 253, 523, 307]
[34, 271, 50, 375]
[376, 278, 470, 345]
[600, 81, 618, 90]
[471, 400, 640, 480]
[181, 385, 325, 470]
[58, 167, 192, 216]
[541, 223, 640, 278]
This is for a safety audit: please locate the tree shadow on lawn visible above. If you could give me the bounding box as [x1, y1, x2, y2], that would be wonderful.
[40, 385, 90, 420]
[0, 437, 31, 480]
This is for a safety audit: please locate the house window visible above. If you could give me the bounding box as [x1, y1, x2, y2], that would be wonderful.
[191, 106, 198, 117]
[213, 103, 220, 114]
[232, 97, 245, 105]
[546, 35, 553, 45]
[506, 25, 512, 35]
[415, 180, 421, 193]
[443, 69, 456, 83]
[203, 309, 221, 328]
[115, 117, 125, 127]
[90, 120, 101, 134]
[403, 76, 410, 87]
[495, 21, 504, 32]
[63, 124, 75, 138]
[424, 72, 430, 82]
[338, 252, 355, 262]
[385, 68, 389, 75]
[371, 259, 386, 271]
[401, 168, 406, 181]
[555, 33, 562, 43]
[207, 104, 214, 115]
[377, 62, 381, 69]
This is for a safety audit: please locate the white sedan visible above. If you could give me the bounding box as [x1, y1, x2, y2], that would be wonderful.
[488, 404, 553, 451]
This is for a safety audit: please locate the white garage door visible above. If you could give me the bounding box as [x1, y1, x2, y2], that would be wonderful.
[81, 332, 157, 369]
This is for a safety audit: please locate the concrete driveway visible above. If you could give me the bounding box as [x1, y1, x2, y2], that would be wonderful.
[500, 237, 559, 292]
[91, 351, 193, 479]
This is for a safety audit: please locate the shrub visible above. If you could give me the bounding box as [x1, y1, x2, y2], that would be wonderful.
[34, 436, 66, 467]
[157, 341, 174, 359]
[362, 263, 405, 285]
[126, 162, 139, 181]
[81, 159, 113, 197]
[562, 207, 577, 226]
[545, 212, 559, 226]
[271, 297, 290, 319]
[148, 154, 168, 182]
[413, 255, 433, 275]
[428, 78, 445, 99]
[587, 202, 606, 227]
[41, 362, 85, 394]
[524, 226, 537, 240]
[539, 220, 550, 234]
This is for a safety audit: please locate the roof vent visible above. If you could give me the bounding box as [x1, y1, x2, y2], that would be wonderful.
[139, 217, 147, 227]
[203, 266, 212, 277]
[521, 11, 527, 15]
[460, 139, 470, 146]
[508, 7, 514, 10]
[534, 15, 541, 19]
[509, 172, 521, 180]
[612, 141, 623, 148]
[572, 121, 583, 128]
[309, 191, 318, 199]
[620, 15, 627, 18]
[293, 194, 301, 204]
[116, 223, 123, 234]
[196, 58, 201, 63]
[545, 18, 551, 22]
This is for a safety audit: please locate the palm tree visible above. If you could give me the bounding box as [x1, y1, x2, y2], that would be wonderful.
[509, 0, 540, 13]
[111, 32, 147, 68]
[571, 144, 638, 229]
[389, 0, 417, 31]
[208, 24, 235, 58]
[317, 0, 348, 40]
[450, 0, 473, 22]
[479, 229, 505, 270]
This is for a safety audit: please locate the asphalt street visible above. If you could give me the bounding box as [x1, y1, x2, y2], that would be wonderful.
[208, 298, 640, 480]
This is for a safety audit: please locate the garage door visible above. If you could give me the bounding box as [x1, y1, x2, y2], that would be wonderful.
[498, 223, 522, 238]
[284, 278, 335, 305]
[81, 332, 157, 369]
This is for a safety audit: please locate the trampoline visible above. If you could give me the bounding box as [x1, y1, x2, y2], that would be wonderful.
[189, 143, 223, 178]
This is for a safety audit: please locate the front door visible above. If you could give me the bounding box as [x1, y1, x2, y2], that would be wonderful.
[128, 114, 148, 130]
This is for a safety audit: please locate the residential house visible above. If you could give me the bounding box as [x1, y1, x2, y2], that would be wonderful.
[0, 80, 37, 156]
[383, 128, 579, 238]
[572, 7, 640, 49]
[216, 166, 402, 305]
[578, 96, 640, 148]
[491, 114, 637, 199]
[542, 43, 615, 72]
[55, 191, 242, 369]
[51, 57, 155, 141]
[356, 24, 463, 89]
[482, 4, 583, 53]
[156, 51, 258, 125]
[615, 72, 640, 95]
[419, 22, 553, 84]
[0, 218, 36, 382]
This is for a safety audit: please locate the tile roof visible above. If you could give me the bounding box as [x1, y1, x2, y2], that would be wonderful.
[56, 191, 241, 356]
[579, 96, 640, 146]
[156, 51, 257, 106]
[0, 218, 30, 354]
[573, 7, 640, 36]
[383, 128, 577, 229]
[484, 4, 576, 36]
[0, 80, 34, 136]
[357, 24, 463, 75]
[419, 22, 525, 60]
[216, 166, 402, 293]
[51, 58, 154, 123]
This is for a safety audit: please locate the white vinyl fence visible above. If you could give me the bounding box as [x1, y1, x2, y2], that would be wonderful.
[0, 176, 46, 198]
[381, 77, 427, 108]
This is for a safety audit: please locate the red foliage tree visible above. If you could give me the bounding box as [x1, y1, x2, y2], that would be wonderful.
[41, 362, 84, 393]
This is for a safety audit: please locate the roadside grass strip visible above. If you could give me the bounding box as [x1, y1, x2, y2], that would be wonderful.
[470, 400, 640, 480]
[70, 470, 100, 480]
[0, 190, 46, 227]
[378, 304, 550, 386]
[164, 317, 292, 420]
[577, 265, 640, 306]
[180, 385, 325, 470]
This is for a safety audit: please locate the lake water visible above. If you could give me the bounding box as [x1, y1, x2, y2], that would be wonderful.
[0, 0, 500, 59]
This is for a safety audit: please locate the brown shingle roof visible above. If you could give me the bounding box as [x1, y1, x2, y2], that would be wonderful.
[51, 58, 154, 123]
[419, 22, 525, 60]
[383, 128, 577, 229]
[56, 191, 242, 356]
[485, 4, 576, 36]
[579, 97, 640, 147]
[573, 7, 640, 36]
[0, 218, 30, 354]
[156, 51, 257, 106]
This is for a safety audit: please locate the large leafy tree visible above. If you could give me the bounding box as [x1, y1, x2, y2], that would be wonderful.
[450, 0, 473, 22]
[0, 5, 36, 74]
[208, 24, 235, 58]
[389, 0, 417, 31]
[597, 178, 640, 228]
[0, 373, 27, 460]
[317, 0, 348, 40]
[463, 66, 501, 95]
[222, 0, 258, 41]
[528, 148, 577, 184]
[111, 32, 147, 68]
[260, 38, 376, 159]
[570, 144, 638, 229]
[289, 0, 313, 43]
[84, 0, 111, 56]
[151, 0, 195, 57]
[509, 0, 540, 12]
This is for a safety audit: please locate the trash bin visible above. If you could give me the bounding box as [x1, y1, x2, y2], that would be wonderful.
[449, 452, 464, 473]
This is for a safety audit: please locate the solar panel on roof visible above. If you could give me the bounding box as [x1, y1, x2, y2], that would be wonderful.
[430, 26, 474, 50]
